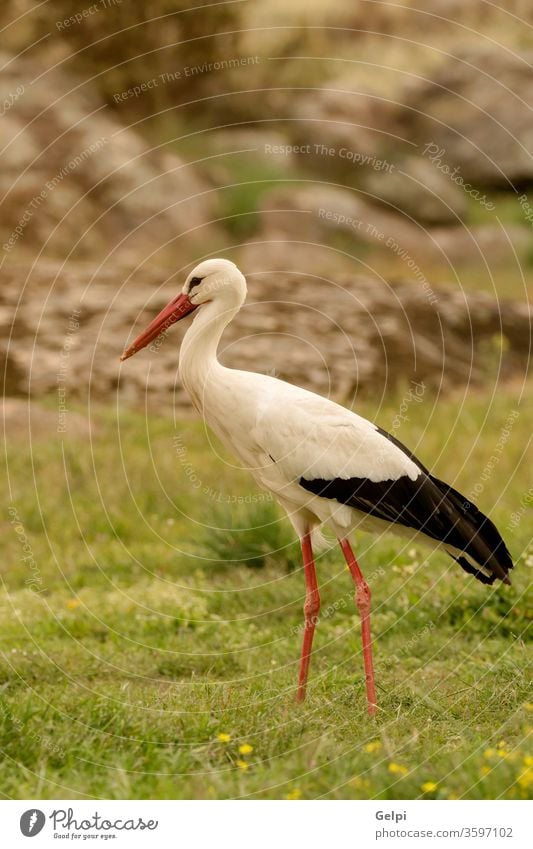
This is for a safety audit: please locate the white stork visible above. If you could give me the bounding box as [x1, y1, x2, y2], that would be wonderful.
[121, 258, 513, 715]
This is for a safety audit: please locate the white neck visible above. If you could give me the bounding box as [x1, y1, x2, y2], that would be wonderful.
[178, 299, 240, 409]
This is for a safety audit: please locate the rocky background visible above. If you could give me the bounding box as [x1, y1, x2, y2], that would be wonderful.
[1, 262, 531, 414]
[1, 0, 532, 415]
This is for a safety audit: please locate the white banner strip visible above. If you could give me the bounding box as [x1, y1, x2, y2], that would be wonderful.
[3, 799, 530, 848]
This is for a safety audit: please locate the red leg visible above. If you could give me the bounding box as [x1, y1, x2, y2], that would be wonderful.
[339, 538, 377, 716]
[296, 531, 320, 703]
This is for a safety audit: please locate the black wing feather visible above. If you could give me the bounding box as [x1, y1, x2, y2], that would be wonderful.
[300, 431, 513, 585]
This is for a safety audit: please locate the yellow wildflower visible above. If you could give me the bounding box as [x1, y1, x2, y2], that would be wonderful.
[523, 756, 533, 767]
[484, 748, 496, 759]
[496, 748, 508, 758]
[364, 740, 382, 754]
[217, 733, 231, 743]
[285, 789, 302, 800]
[66, 599, 80, 609]
[236, 759, 249, 771]
[517, 767, 533, 791]
[524, 703, 533, 712]
[480, 765, 491, 776]
[388, 762, 408, 776]
[420, 781, 438, 793]
[238, 743, 253, 755]
[491, 333, 510, 352]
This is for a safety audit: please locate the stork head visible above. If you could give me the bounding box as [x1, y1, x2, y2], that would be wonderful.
[120, 258, 246, 361]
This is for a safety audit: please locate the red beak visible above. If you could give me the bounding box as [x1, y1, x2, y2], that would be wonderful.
[120, 293, 198, 361]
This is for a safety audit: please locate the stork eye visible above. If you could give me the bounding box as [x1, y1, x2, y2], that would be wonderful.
[189, 276, 203, 291]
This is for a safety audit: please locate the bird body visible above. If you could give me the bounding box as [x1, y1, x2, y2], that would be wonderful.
[121, 258, 514, 714]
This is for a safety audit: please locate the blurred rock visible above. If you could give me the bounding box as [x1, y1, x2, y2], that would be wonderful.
[250, 184, 532, 272]
[360, 156, 468, 224]
[289, 44, 533, 211]
[0, 53, 220, 263]
[256, 183, 425, 247]
[430, 224, 532, 265]
[292, 78, 406, 172]
[1, 261, 530, 413]
[399, 46, 533, 187]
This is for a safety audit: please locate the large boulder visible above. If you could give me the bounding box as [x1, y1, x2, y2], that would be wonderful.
[287, 76, 473, 226]
[399, 46, 533, 187]
[256, 183, 427, 247]
[0, 53, 220, 263]
[360, 156, 468, 225]
[291, 78, 406, 178]
[242, 184, 530, 274]
[288, 44, 533, 213]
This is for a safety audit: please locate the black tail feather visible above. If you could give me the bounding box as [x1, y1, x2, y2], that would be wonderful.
[429, 475, 514, 585]
[300, 469, 514, 586]
[450, 554, 496, 585]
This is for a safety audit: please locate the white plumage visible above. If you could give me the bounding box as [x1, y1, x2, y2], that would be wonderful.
[121, 257, 513, 715]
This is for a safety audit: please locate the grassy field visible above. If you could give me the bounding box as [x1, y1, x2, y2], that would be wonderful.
[1, 383, 531, 800]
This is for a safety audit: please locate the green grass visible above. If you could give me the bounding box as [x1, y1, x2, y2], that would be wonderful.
[1, 385, 531, 799]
